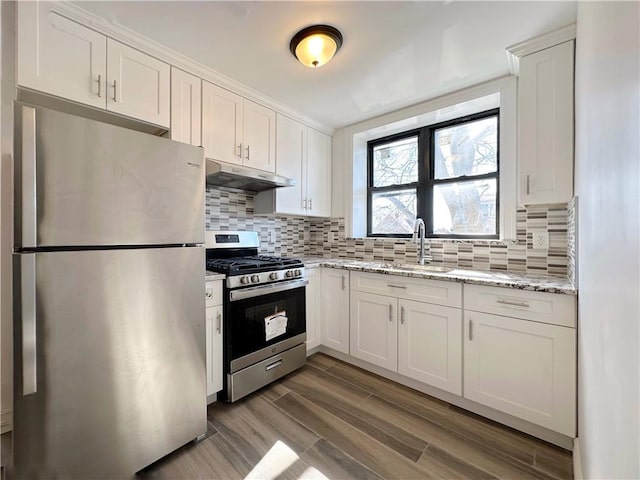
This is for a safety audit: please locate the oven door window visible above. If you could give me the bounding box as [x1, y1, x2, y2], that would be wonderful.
[226, 285, 306, 362]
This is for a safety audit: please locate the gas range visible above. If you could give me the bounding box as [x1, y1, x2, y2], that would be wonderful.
[206, 255, 305, 289]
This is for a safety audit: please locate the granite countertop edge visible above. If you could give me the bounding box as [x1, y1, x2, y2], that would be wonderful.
[299, 257, 577, 295]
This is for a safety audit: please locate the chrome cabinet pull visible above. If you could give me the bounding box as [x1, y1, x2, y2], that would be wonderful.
[400, 306, 406, 325]
[497, 299, 530, 308]
[469, 319, 474, 341]
[97, 74, 101, 98]
[245, 145, 250, 161]
[237, 144, 243, 158]
[303, 198, 308, 210]
[341, 275, 345, 291]
[526, 174, 530, 195]
[22, 255, 37, 395]
[112, 80, 117, 102]
[308, 198, 313, 211]
[205, 290, 213, 299]
[388, 304, 393, 322]
[216, 312, 221, 334]
[387, 284, 407, 289]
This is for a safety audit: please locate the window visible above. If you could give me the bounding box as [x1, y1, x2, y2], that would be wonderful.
[367, 109, 499, 239]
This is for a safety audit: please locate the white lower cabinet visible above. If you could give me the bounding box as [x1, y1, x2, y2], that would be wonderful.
[463, 310, 576, 436]
[305, 267, 322, 353]
[320, 269, 350, 354]
[398, 300, 462, 395]
[205, 280, 223, 400]
[350, 292, 397, 371]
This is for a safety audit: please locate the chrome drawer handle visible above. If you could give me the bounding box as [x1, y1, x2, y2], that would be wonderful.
[469, 319, 473, 341]
[400, 306, 406, 325]
[387, 284, 407, 289]
[497, 299, 530, 308]
[266, 360, 282, 371]
[216, 312, 221, 334]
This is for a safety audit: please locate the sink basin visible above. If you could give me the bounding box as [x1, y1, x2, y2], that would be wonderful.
[394, 264, 452, 273]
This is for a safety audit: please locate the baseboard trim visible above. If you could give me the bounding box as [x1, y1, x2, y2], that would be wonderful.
[318, 346, 575, 450]
[573, 436, 583, 479]
[0, 409, 12, 434]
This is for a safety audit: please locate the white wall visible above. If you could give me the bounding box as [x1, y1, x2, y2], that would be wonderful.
[574, 2, 639, 478]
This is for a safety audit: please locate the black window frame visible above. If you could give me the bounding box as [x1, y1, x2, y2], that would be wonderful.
[367, 108, 500, 239]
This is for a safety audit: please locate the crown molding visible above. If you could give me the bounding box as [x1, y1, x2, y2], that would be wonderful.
[51, 1, 334, 135]
[505, 23, 576, 76]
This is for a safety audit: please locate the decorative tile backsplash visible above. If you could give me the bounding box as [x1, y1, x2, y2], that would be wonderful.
[205, 186, 571, 277]
[567, 197, 577, 285]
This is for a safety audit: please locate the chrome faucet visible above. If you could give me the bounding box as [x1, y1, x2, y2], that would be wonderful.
[413, 218, 431, 265]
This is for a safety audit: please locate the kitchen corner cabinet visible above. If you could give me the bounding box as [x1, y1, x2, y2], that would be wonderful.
[305, 267, 322, 353]
[254, 114, 332, 217]
[205, 280, 224, 400]
[17, 2, 171, 127]
[170, 67, 202, 146]
[463, 284, 577, 436]
[518, 40, 575, 205]
[321, 269, 350, 354]
[349, 272, 463, 395]
[202, 81, 276, 173]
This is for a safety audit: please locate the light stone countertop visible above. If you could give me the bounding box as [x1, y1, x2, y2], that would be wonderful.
[297, 256, 577, 295]
[205, 271, 226, 281]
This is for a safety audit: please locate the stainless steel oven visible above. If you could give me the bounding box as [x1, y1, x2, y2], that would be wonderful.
[205, 231, 307, 402]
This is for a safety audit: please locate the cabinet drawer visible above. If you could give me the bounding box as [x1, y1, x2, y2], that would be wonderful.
[205, 280, 223, 307]
[350, 272, 461, 308]
[464, 284, 576, 328]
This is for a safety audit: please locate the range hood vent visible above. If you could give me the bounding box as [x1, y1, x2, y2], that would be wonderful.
[205, 159, 295, 192]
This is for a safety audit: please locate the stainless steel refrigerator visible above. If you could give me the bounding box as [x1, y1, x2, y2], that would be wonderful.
[12, 104, 207, 478]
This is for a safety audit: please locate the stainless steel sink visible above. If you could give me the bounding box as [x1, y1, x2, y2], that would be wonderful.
[394, 263, 452, 273]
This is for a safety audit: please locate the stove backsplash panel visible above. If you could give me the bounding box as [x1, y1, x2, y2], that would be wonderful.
[206, 187, 571, 277]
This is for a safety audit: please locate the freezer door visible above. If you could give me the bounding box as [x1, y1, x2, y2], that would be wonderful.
[15, 104, 204, 249]
[13, 247, 206, 478]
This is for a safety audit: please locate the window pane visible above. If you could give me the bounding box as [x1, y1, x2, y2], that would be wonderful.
[433, 179, 496, 235]
[373, 136, 418, 187]
[434, 116, 497, 180]
[371, 189, 416, 235]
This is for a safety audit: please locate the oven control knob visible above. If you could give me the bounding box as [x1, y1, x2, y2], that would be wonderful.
[251, 275, 260, 283]
[240, 276, 250, 285]
[285, 270, 294, 278]
[294, 269, 302, 277]
[269, 272, 279, 281]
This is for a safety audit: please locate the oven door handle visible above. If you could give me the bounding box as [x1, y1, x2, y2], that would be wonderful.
[229, 279, 308, 302]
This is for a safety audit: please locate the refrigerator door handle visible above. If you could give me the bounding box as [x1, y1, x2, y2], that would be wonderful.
[21, 255, 37, 395]
[22, 106, 37, 248]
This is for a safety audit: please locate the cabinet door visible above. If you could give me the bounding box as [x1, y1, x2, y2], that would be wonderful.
[518, 40, 574, 205]
[305, 128, 332, 217]
[106, 39, 170, 127]
[202, 82, 243, 165]
[398, 300, 462, 394]
[305, 268, 322, 353]
[17, 1, 106, 108]
[321, 269, 350, 354]
[463, 311, 576, 436]
[170, 68, 201, 146]
[206, 304, 223, 398]
[274, 114, 306, 215]
[350, 292, 398, 371]
[243, 100, 276, 173]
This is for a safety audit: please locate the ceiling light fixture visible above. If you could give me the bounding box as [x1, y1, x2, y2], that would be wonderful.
[290, 24, 343, 68]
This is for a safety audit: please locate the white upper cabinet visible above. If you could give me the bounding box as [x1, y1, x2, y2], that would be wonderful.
[254, 115, 332, 217]
[106, 40, 170, 127]
[243, 100, 276, 173]
[518, 40, 575, 205]
[202, 82, 275, 172]
[170, 67, 202, 146]
[305, 127, 332, 217]
[17, 1, 107, 109]
[202, 81, 243, 165]
[17, 2, 171, 127]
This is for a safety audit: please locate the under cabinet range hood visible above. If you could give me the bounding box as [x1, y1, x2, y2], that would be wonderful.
[205, 159, 295, 192]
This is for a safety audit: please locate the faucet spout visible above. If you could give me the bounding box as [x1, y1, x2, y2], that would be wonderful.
[413, 218, 427, 265]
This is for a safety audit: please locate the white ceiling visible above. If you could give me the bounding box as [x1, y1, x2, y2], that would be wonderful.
[73, 1, 577, 130]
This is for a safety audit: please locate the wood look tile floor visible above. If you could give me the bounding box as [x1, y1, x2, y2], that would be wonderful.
[140, 353, 573, 480]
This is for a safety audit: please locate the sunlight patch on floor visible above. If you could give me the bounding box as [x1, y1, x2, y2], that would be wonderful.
[244, 440, 329, 480]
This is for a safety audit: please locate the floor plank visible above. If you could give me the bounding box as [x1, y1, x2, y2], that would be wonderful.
[306, 353, 340, 371]
[301, 438, 384, 480]
[418, 444, 499, 480]
[274, 391, 436, 480]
